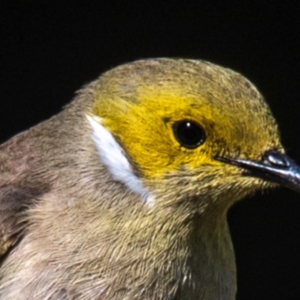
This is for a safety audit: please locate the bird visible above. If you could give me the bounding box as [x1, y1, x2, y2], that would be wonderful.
[0, 58, 300, 300]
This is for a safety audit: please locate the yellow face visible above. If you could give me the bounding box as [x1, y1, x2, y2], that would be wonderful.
[91, 59, 282, 205]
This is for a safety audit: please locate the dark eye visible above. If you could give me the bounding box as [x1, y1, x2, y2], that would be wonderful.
[173, 120, 205, 149]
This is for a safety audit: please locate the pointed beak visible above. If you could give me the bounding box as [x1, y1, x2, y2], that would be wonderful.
[217, 150, 300, 193]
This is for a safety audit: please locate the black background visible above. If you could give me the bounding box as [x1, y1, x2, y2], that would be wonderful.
[1, 2, 300, 299]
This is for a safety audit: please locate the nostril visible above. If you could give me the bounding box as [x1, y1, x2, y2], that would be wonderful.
[263, 151, 290, 168]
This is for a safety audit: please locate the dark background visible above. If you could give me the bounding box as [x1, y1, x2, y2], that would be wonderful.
[1, 2, 300, 299]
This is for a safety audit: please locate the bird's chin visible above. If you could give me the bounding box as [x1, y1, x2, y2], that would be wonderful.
[223, 177, 276, 201]
[197, 177, 277, 214]
[145, 169, 276, 214]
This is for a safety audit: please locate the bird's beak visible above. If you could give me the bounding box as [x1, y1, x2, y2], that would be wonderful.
[217, 150, 300, 193]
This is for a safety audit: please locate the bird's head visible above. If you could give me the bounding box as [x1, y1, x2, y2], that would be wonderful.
[83, 59, 299, 214]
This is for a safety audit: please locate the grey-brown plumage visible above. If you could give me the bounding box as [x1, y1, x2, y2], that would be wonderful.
[0, 59, 297, 300]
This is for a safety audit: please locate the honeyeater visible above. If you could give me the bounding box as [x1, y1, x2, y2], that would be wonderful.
[0, 58, 299, 300]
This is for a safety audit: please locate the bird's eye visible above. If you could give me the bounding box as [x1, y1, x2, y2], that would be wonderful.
[173, 120, 205, 149]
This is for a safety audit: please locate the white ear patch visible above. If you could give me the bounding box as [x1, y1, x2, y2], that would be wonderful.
[87, 115, 153, 203]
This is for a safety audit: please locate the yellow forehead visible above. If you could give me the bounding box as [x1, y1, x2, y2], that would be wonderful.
[90, 59, 281, 179]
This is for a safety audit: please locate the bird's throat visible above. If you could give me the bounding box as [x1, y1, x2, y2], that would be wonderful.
[179, 214, 237, 300]
[113, 205, 237, 300]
